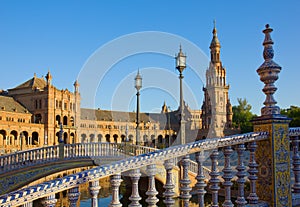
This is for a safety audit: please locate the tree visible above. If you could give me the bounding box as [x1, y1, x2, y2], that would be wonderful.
[281, 106, 300, 127]
[232, 98, 256, 133]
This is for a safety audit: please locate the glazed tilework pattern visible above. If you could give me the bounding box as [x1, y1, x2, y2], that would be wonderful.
[0, 132, 269, 206]
[254, 121, 292, 207]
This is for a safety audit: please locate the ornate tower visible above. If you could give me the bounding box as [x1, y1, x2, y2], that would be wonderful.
[201, 22, 231, 138]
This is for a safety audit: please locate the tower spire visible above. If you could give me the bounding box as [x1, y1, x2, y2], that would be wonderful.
[210, 21, 221, 63]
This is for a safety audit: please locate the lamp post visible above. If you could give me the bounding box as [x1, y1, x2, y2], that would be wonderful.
[176, 45, 186, 145]
[135, 70, 142, 145]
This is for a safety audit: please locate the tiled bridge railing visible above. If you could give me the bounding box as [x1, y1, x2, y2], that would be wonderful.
[0, 131, 272, 207]
[0, 143, 157, 175]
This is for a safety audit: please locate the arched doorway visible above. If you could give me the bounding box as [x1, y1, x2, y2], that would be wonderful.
[0, 130, 6, 146]
[97, 134, 103, 142]
[90, 134, 95, 142]
[113, 134, 118, 143]
[21, 131, 29, 145]
[81, 134, 87, 143]
[10, 130, 18, 146]
[70, 132, 75, 144]
[63, 132, 68, 144]
[105, 134, 110, 142]
[121, 134, 126, 142]
[32, 132, 39, 145]
[128, 134, 134, 144]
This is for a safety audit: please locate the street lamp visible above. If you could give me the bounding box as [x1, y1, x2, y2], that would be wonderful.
[176, 45, 186, 145]
[135, 70, 142, 145]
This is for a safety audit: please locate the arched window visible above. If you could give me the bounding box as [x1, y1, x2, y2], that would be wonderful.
[70, 116, 74, 126]
[56, 115, 61, 125]
[34, 114, 42, 124]
[81, 134, 87, 143]
[63, 116, 68, 126]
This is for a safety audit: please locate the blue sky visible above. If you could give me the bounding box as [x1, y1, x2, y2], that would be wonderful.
[0, 1, 299, 115]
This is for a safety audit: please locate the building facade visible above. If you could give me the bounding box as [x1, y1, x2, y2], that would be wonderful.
[0, 25, 237, 154]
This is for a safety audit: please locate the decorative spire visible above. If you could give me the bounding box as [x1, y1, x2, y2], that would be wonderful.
[74, 80, 80, 93]
[46, 70, 52, 86]
[257, 24, 281, 116]
[210, 20, 220, 49]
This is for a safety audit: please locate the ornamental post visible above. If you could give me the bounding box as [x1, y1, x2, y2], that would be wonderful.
[253, 24, 292, 206]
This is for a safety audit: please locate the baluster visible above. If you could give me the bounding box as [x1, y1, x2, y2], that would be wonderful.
[235, 144, 247, 207]
[209, 149, 220, 207]
[163, 159, 175, 207]
[247, 141, 259, 204]
[195, 151, 206, 207]
[291, 136, 300, 193]
[40, 194, 57, 207]
[89, 180, 101, 207]
[146, 164, 159, 207]
[222, 146, 234, 207]
[180, 155, 191, 205]
[129, 169, 142, 207]
[21, 201, 33, 207]
[109, 173, 122, 207]
[68, 186, 80, 207]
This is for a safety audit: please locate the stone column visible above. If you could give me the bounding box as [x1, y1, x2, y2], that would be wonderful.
[163, 159, 175, 207]
[40, 194, 57, 207]
[146, 164, 159, 207]
[129, 169, 141, 207]
[109, 173, 122, 207]
[89, 180, 101, 207]
[180, 155, 191, 202]
[253, 24, 292, 206]
[68, 186, 80, 207]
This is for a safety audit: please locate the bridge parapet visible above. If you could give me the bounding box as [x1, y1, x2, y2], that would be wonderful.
[0, 143, 156, 176]
[0, 131, 270, 206]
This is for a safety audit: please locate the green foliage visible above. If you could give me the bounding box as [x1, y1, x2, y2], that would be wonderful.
[281, 106, 300, 127]
[232, 98, 256, 133]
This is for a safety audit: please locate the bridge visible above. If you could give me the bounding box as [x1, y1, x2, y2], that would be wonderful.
[1, 24, 300, 207]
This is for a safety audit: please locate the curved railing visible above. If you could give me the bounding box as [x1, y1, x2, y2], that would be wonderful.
[0, 143, 156, 174]
[0, 131, 268, 206]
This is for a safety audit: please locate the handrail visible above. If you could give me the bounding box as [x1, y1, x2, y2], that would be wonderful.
[0, 143, 156, 174]
[289, 127, 300, 136]
[0, 131, 268, 206]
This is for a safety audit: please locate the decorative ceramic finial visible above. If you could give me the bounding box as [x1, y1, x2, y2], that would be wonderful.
[257, 24, 281, 116]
